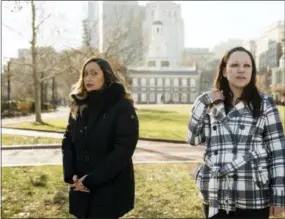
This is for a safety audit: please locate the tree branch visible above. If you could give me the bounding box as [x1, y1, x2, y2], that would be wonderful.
[36, 12, 52, 30]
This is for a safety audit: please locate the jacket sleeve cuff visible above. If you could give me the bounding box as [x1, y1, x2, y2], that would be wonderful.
[198, 92, 213, 106]
[271, 189, 285, 207]
[81, 174, 94, 190]
[64, 175, 74, 184]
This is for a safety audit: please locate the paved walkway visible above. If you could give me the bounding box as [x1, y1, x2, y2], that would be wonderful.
[2, 109, 205, 166]
[2, 128, 64, 138]
[2, 107, 69, 125]
[2, 128, 205, 166]
[2, 140, 204, 167]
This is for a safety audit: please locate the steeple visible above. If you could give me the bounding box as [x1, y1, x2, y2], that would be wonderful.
[146, 2, 169, 68]
[152, 2, 163, 26]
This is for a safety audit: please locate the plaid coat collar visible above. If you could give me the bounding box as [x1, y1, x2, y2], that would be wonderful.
[208, 100, 248, 122]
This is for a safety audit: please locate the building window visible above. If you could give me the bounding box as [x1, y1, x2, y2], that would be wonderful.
[151, 10, 154, 17]
[168, 11, 172, 18]
[182, 93, 187, 103]
[173, 11, 177, 18]
[150, 93, 155, 102]
[132, 78, 138, 86]
[161, 60, 170, 67]
[141, 93, 146, 102]
[190, 93, 196, 102]
[165, 78, 170, 87]
[157, 78, 163, 86]
[190, 78, 196, 87]
[173, 93, 179, 102]
[150, 78, 155, 86]
[133, 93, 138, 102]
[182, 78, 187, 86]
[148, 60, 156, 67]
[174, 78, 179, 87]
[141, 78, 147, 86]
[164, 93, 171, 102]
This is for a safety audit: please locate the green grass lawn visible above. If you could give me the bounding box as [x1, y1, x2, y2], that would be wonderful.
[2, 134, 61, 145]
[3, 105, 285, 141]
[2, 163, 204, 218]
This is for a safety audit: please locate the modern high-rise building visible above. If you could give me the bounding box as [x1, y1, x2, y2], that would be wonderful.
[211, 39, 244, 59]
[83, 1, 145, 65]
[242, 40, 257, 60]
[83, 1, 100, 50]
[255, 20, 285, 71]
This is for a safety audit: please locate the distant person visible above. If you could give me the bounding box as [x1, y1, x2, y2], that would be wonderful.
[187, 46, 285, 219]
[61, 57, 139, 218]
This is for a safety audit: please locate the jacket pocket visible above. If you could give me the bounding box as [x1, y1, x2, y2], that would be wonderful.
[251, 160, 270, 189]
[69, 188, 90, 218]
[91, 183, 114, 206]
[191, 164, 204, 190]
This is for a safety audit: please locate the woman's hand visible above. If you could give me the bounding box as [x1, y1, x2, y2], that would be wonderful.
[70, 174, 90, 193]
[210, 90, 225, 103]
[270, 206, 285, 217]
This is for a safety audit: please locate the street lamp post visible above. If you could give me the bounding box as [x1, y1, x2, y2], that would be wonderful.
[7, 61, 11, 116]
[52, 77, 56, 108]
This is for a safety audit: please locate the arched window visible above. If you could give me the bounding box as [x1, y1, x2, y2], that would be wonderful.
[164, 93, 171, 102]
[157, 78, 163, 86]
[133, 93, 138, 102]
[173, 93, 179, 102]
[174, 78, 179, 87]
[141, 78, 147, 86]
[165, 78, 170, 87]
[141, 93, 147, 102]
[182, 93, 187, 103]
[132, 78, 138, 86]
[150, 93, 155, 102]
[190, 78, 196, 87]
[150, 78, 155, 86]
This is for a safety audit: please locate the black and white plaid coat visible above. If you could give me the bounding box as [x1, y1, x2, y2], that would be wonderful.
[187, 91, 285, 217]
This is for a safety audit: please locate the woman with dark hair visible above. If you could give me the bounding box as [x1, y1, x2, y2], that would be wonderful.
[61, 57, 139, 218]
[187, 47, 285, 218]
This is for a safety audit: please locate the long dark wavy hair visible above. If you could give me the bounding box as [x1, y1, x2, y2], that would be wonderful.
[214, 46, 262, 118]
[70, 57, 133, 119]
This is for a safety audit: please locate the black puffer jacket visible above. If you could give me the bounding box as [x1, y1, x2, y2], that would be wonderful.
[61, 83, 139, 218]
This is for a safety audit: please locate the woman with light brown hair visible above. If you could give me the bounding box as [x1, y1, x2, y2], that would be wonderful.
[61, 57, 139, 218]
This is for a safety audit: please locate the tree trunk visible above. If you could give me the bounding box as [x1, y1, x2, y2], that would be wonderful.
[31, 0, 43, 123]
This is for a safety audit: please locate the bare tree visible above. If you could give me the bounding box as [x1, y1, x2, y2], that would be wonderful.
[102, 3, 146, 66]
[82, 2, 146, 66]
[3, 1, 53, 122]
[4, 1, 146, 116]
[4, 1, 81, 122]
